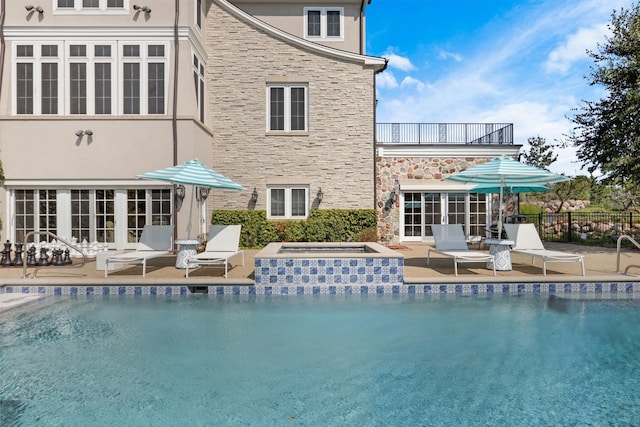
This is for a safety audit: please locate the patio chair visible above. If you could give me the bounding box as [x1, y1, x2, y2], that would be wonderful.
[105, 225, 173, 278]
[185, 225, 244, 278]
[504, 223, 585, 276]
[427, 224, 496, 276]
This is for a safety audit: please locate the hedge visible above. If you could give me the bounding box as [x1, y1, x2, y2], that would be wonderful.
[211, 209, 378, 248]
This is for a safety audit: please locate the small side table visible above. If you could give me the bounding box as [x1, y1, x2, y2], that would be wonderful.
[175, 239, 201, 269]
[485, 239, 514, 271]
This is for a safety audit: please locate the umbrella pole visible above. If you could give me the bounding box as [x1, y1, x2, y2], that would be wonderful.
[498, 184, 504, 238]
[186, 186, 194, 239]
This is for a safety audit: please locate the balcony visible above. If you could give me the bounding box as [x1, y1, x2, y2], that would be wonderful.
[376, 123, 513, 145]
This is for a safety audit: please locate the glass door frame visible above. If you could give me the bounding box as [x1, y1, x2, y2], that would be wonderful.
[399, 190, 490, 242]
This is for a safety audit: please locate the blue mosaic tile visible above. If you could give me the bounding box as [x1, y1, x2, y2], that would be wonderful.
[533, 284, 540, 293]
[313, 286, 320, 294]
[344, 285, 352, 294]
[264, 286, 272, 295]
[595, 283, 602, 293]
[408, 285, 415, 293]
[518, 284, 525, 293]
[439, 285, 447, 293]
[360, 286, 369, 294]
[564, 283, 572, 292]
[611, 283, 617, 292]
[471, 285, 479, 294]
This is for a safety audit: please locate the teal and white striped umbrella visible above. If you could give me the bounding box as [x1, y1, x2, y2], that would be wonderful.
[138, 159, 245, 190]
[445, 156, 568, 233]
[472, 183, 551, 194]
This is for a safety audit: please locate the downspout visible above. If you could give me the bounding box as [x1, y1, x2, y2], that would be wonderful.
[0, 0, 6, 109]
[373, 59, 388, 211]
[359, 0, 366, 55]
[172, 0, 180, 240]
[172, 0, 179, 167]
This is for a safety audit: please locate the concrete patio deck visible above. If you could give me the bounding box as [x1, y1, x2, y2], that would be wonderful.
[1, 241, 639, 286]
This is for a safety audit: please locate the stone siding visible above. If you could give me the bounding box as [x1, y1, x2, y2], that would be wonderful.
[376, 156, 492, 243]
[204, 1, 377, 211]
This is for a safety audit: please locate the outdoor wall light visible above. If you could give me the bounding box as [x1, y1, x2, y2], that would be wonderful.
[75, 130, 93, 137]
[251, 187, 258, 202]
[196, 186, 210, 202]
[317, 188, 324, 202]
[84, 129, 93, 136]
[175, 184, 186, 201]
[75, 130, 84, 137]
[25, 5, 44, 13]
[133, 4, 151, 13]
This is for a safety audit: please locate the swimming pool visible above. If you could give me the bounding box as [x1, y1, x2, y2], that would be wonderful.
[1, 294, 639, 426]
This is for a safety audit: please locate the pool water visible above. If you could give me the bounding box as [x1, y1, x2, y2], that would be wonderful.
[1, 294, 640, 426]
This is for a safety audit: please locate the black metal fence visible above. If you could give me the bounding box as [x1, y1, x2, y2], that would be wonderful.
[515, 212, 640, 243]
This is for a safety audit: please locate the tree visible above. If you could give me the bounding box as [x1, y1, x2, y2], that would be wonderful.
[521, 136, 558, 171]
[568, 2, 640, 183]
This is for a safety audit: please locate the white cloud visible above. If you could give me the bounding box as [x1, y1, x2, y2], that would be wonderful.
[545, 23, 609, 74]
[383, 53, 416, 72]
[438, 50, 463, 62]
[376, 71, 399, 89]
[400, 76, 426, 91]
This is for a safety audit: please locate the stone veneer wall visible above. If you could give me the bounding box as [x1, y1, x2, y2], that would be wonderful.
[204, 1, 377, 211]
[376, 156, 491, 244]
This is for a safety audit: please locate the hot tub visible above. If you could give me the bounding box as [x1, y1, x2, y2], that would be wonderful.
[254, 242, 404, 286]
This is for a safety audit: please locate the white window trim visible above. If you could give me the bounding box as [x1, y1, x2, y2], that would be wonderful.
[53, 0, 130, 14]
[267, 186, 309, 220]
[195, 0, 203, 32]
[192, 50, 206, 123]
[7, 187, 171, 250]
[12, 40, 169, 116]
[65, 41, 117, 115]
[118, 41, 170, 116]
[266, 83, 308, 133]
[12, 41, 64, 115]
[303, 7, 344, 41]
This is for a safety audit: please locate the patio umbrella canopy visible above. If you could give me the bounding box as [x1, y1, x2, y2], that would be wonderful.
[138, 159, 245, 238]
[471, 183, 551, 194]
[137, 159, 245, 190]
[445, 156, 568, 234]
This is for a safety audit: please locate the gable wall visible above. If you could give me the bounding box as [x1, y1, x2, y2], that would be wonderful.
[205, 1, 377, 210]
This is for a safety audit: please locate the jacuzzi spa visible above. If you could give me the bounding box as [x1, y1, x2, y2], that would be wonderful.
[254, 242, 404, 286]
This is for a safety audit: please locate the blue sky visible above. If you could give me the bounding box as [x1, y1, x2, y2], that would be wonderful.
[366, 0, 636, 176]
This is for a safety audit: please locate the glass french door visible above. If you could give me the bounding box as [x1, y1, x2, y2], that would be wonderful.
[401, 191, 488, 242]
[12, 188, 171, 249]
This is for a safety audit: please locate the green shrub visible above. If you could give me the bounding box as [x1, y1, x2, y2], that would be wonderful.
[211, 209, 377, 248]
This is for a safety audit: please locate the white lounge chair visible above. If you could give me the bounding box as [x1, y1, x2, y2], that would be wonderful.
[185, 225, 244, 278]
[105, 225, 173, 278]
[504, 223, 585, 276]
[427, 224, 496, 276]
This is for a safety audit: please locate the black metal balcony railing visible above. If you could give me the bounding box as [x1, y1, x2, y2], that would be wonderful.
[376, 123, 514, 145]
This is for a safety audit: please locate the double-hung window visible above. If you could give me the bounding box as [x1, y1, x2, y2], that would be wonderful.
[13, 41, 166, 115]
[122, 44, 167, 115]
[15, 43, 63, 115]
[268, 186, 309, 219]
[304, 7, 344, 40]
[67, 43, 116, 115]
[267, 84, 307, 132]
[55, 0, 126, 12]
[193, 53, 206, 123]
